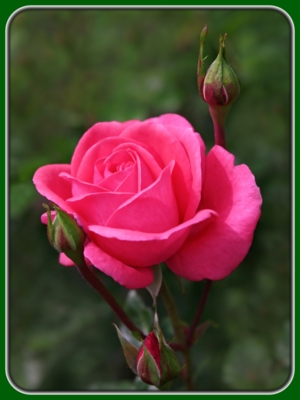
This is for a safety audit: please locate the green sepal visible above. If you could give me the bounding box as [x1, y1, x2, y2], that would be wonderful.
[203, 33, 240, 106]
[137, 344, 161, 388]
[43, 203, 86, 266]
[197, 24, 208, 96]
[157, 330, 181, 385]
[146, 264, 162, 306]
[113, 324, 139, 375]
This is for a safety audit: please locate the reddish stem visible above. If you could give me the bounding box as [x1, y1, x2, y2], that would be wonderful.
[186, 280, 212, 348]
[169, 342, 186, 352]
[208, 104, 230, 150]
[76, 262, 145, 339]
[212, 120, 226, 148]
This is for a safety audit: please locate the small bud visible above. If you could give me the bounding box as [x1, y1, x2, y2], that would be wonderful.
[136, 330, 181, 388]
[197, 28, 240, 106]
[43, 203, 86, 265]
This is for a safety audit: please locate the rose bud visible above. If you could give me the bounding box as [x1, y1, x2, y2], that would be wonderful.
[136, 331, 181, 388]
[43, 203, 86, 265]
[198, 28, 240, 106]
[197, 26, 241, 148]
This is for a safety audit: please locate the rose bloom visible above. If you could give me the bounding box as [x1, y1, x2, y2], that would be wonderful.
[33, 114, 262, 289]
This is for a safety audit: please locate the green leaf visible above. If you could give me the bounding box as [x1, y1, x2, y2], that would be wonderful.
[125, 290, 153, 335]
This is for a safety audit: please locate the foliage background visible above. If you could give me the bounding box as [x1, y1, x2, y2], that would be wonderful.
[8, 7, 291, 392]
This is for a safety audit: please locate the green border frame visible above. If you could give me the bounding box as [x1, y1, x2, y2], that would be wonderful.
[4, 1, 296, 398]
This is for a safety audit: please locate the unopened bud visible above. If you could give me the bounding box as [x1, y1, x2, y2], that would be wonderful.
[43, 203, 86, 264]
[136, 330, 181, 388]
[198, 27, 240, 106]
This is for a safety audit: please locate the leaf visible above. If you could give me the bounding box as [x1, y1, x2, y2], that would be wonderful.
[125, 290, 153, 335]
[146, 264, 162, 306]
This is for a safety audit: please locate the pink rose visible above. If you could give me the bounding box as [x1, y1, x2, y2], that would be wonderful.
[33, 114, 262, 289]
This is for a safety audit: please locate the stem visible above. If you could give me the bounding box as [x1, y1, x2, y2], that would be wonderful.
[76, 260, 145, 339]
[212, 120, 226, 148]
[208, 104, 230, 149]
[186, 280, 212, 348]
[160, 280, 185, 344]
[160, 279, 194, 390]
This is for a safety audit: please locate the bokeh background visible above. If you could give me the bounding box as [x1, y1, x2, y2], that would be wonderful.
[8, 7, 291, 392]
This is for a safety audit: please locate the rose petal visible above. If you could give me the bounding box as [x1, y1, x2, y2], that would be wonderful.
[106, 163, 179, 233]
[33, 164, 73, 212]
[113, 142, 162, 182]
[166, 145, 262, 280]
[114, 168, 139, 193]
[165, 125, 205, 221]
[147, 113, 194, 130]
[76, 137, 134, 182]
[59, 253, 75, 266]
[41, 210, 56, 224]
[148, 114, 205, 221]
[59, 172, 109, 197]
[166, 220, 255, 281]
[199, 146, 262, 236]
[84, 242, 154, 289]
[121, 121, 193, 220]
[71, 120, 139, 176]
[95, 161, 137, 192]
[88, 209, 216, 267]
[66, 192, 133, 226]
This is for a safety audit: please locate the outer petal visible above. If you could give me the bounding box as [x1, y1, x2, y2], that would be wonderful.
[88, 209, 217, 267]
[167, 146, 262, 281]
[59, 253, 75, 266]
[33, 164, 73, 212]
[147, 113, 194, 130]
[41, 210, 55, 224]
[71, 120, 139, 176]
[199, 146, 262, 235]
[84, 242, 154, 289]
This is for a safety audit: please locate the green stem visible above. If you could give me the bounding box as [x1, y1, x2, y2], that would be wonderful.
[159, 279, 194, 390]
[160, 280, 185, 344]
[75, 259, 146, 339]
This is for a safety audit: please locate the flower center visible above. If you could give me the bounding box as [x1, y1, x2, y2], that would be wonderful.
[116, 161, 134, 172]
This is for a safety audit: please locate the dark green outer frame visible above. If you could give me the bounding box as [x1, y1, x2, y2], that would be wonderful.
[3, 1, 296, 399]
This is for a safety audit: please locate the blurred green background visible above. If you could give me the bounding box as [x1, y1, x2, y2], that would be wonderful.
[8, 8, 291, 392]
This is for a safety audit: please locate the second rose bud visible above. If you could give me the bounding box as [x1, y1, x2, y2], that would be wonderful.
[136, 330, 181, 387]
[115, 326, 181, 388]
